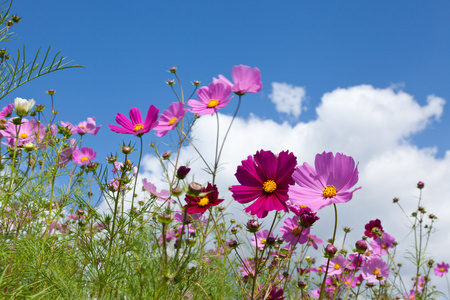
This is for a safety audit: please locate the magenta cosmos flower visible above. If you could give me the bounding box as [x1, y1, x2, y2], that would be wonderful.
[187, 82, 232, 116]
[184, 183, 224, 214]
[280, 216, 310, 245]
[434, 261, 449, 277]
[72, 147, 97, 165]
[230, 150, 297, 218]
[213, 65, 262, 95]
[361, 256, 389, 283]
[108, 105, 159, 136]
[288, 152, 361, 211]
[153, 101, 187, 137]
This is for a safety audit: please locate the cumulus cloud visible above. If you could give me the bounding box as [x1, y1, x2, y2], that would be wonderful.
[269, 82, 306, 118]
[108, 83, 449, 288]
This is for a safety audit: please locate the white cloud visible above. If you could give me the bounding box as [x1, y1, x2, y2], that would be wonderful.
[269, 82, 306, 118]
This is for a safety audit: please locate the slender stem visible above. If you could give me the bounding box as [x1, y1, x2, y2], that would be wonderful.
[319, 204, 338, 300]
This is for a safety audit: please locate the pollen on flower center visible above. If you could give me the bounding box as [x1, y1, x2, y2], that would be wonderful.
[80, 126, 85, 129]
[382, 243, 387, 249]
[198, 197, 209, 207]
[133, 124, 144, 132]
[20, 133, 28, 139]
[263, 180, 277, 193]
[168, 117, 178, 125]
[441, 267, 445, 272]
[373, 268, 380, 275]
[207, 99, 220, 108]
[292, 226, 302, 236]
[322, 185, 337, 198]
[81, 157, 89, 162]
[334, 263, 341, 270]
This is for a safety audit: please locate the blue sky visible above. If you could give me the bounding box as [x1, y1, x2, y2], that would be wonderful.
[5, 0, 450, 289]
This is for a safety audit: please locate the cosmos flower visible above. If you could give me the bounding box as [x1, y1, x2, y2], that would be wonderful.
[328, 255, 349, 276]
[108, 105, 159, 136]
[14, 97, 35, 117]
[361, 256, 389, 283]
[231, 150, 297, 218]
[153, 101, 187, 137]
[62, 117, 101, 136]
[288, 151, 361, 211]
[370, 232, 395, 256]
[280, 215, 310, 245]
[0, 103, 14, 118]
[434, 261, 449, 277]
[251, 229, 275, 250]
[184, 183, 224, 214]
[142, 178, 170, 202]
[213, 65, 262, 95]
[187, 82, 232, 116]
[3, 118, 35, 147]
[72, 147, 97, 165]
[364, 219, 384, 238]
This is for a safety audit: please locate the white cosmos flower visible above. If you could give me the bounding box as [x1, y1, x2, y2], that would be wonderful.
[14, 97, 35, 117]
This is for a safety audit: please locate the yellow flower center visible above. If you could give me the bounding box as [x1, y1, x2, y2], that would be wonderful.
[133, 124, 144, 132]
[198, 197, 209, 207]
[292, 226, 302, 236]
[299, 205, 307, 209]
[263, 180, 277, 193]
[168, 117, 178, 125]
[261, 238, 267, 244]
[440, 267, 445, 272]
[207, 99, 220, 108]
[410, 296, 415, 300]
[322, 185, 337, 198]
[81, 157, 89, 162]
[373, 268, 380, 275]
[345, 280, 350, 285]
[334, 263, 341, 270]
[80, 125, 85, 129]
[20, 133, 28, 139]
[382, 243, 387, 249]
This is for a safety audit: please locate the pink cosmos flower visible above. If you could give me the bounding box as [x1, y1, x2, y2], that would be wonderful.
[153, 101, 187, 137]
[0, 103, 14, 118]
[370, 232, 395, 256]
[72, 147, 97, 165]
[58, 138, 78, 167]
[213, 65, 262, 95]
[413, 276, 426, 291]
[3, 118, 35, 147]
[251, 229, 274, 250]
[231, 150, 297, 218]
[434, 261, 449, 277]
[62, 117, 101, 136]
[404, 289, 416, 300]
[288, 151, 361, 211]
[108, 105, 159, 136]
[187, 82, 232, 116]
[142, 178, 170, 202]
[280, 215, 310, 245]
[328, 255, 349, 276]
[361, 256, 389, 283]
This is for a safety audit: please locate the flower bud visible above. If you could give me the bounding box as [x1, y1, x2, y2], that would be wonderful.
[169, 66, 177, 73]
[76, 209, 85, 216]
[297, 280, 307, 289]
[23, 142, 35, 153]
[14, 97, 35, 117]
[266, 236, 276, 246]
[276, 237, 284, 244]
[35, 104, 45, 112]
[246, 219, 260, 233]
[427, 259, 434, 268]
[176, 166, 191, 179]
[417, 181, 425, 189]
[162, 152, 171, 160]
[157, 213, 173, 224]
[171, 187, 183, 196]
[324, 244, 337, 257]
[228, 239, 238, 249]
[193, 80, 201, 86]
[392, 197, 399, 203]
[355, 240, 368, 254]
[46, 89, 55, 95]
[11, 15, 21, 23]
[231, 227, 238, 234]
[343, 226, 351, 233]
[188, 182, 202, 195]
[121, 145, 133, 155]
[167, 80, 175, 86]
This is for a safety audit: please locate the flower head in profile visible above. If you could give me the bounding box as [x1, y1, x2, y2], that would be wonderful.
[213, 65, 262, 95]
[14, 97, 35, 117]
[74, 117, 101, 135]
[108, 105, 159, 136]
[288, 151, 361, 211]
[72, 147, 97, 165]
[153, 101, 187, 137]
[0, 103, 14, 118]
[184, 183, 224, 214]
[434, 261, 449, 277]
[142, 178, 170, 202]
[370, 232, 395, 256]
[187, 82, 232, 116]
[231, 150, 297, 218]
[58, 138, 78, 167]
